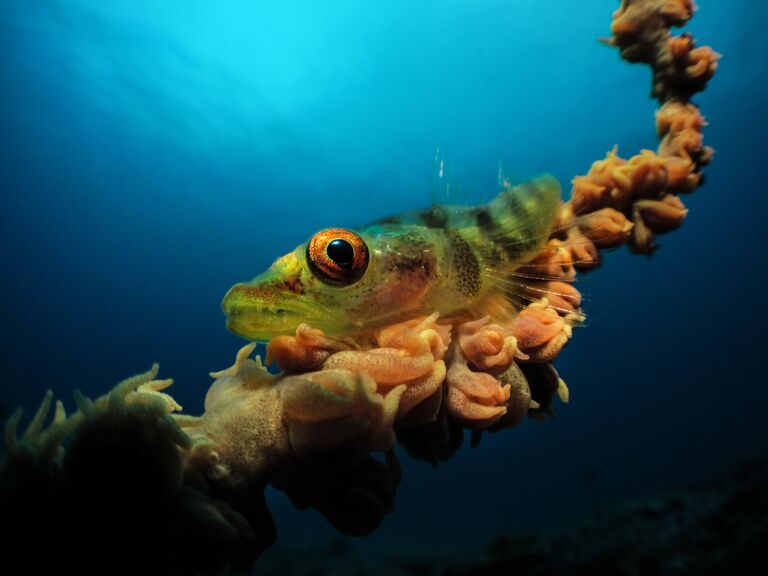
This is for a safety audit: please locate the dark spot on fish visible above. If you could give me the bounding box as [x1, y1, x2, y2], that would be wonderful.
[447, 230, 480, 297]
[419, 206, 448, 228]
[475, 207, 496, 232]
[474, 205, 525, 262]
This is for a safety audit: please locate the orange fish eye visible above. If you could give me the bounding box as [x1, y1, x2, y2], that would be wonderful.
[306, 228, 369, 286]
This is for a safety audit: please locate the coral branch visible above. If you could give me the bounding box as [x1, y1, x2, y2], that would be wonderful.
[572, 0, 718, 254]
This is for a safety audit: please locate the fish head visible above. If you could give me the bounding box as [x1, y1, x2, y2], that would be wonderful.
[222, 228, 376, 341]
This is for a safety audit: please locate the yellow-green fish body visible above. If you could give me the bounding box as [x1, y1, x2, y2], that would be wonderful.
[223, 176, 561, 341]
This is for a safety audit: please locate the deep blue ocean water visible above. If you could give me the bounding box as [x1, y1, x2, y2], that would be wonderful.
[1, 0, 766, 567]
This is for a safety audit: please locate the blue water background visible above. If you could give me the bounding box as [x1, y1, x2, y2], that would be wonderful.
[2, 0, 766, 564]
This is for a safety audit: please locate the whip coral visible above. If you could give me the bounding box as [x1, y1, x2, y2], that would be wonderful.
[0, 1, 718, 574]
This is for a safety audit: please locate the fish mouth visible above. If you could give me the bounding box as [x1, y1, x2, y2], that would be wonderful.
[221, 282, 329, 341]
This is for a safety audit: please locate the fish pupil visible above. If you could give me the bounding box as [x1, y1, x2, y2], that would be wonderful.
[327, 239, 354, 268]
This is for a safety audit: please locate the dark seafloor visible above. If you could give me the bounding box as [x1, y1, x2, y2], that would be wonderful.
[1, 0, 766, 574]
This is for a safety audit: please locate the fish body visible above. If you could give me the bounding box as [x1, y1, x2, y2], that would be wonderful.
[223, 176, 561, 341]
